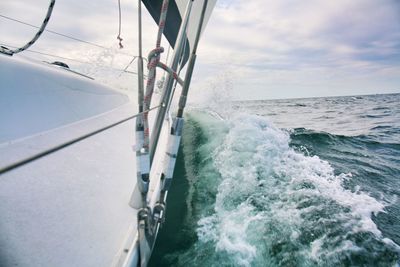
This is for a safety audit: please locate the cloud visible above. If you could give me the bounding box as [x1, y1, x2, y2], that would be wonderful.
[0, 0, 399, 99]
[193, 0, 400, 99]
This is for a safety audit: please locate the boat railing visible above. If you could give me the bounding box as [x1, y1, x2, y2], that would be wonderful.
[132, 0, 211, 265]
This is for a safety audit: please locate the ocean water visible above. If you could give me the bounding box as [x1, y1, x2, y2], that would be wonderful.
[150, 93, 400, 267]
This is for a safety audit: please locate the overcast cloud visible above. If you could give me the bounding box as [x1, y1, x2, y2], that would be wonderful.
[1, 0, 399, 100]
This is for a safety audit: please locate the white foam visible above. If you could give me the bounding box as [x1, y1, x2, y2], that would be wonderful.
[195, 112, 396, 265]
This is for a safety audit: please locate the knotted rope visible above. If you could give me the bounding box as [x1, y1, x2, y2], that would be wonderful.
[116, 0, 124, 49]
[142, 0, 169, 150]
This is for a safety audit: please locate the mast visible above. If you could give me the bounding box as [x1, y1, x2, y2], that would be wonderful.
[154, 0, 211, 218]
[130, 1, 216, 265]
[177, 0, 209, 118]
[133, 0, 148, 210]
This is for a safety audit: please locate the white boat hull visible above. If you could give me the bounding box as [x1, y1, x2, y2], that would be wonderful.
[0, 54, 157, 266]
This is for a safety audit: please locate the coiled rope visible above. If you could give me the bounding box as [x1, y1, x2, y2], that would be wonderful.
[2, 0, 56, 55]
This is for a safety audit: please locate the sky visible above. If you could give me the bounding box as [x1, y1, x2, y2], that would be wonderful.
[0, 0, 399, 100]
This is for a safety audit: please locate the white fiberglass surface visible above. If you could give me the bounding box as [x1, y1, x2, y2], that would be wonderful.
[0, 119, 138, 267]
[0, 54, 129, 143]
[0, 52, 172, 266]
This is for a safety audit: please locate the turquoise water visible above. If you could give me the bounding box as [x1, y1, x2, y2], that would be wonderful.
[150, 93, 400, 266]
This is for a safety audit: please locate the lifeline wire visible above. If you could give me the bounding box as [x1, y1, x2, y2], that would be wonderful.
[0, 105, 161, 176]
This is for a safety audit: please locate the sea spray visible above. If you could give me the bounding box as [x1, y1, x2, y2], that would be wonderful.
[150, 94, 400, 266]
[190, 113, 397, 266]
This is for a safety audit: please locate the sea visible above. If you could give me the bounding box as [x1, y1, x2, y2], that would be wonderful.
[149, 93, 400, 267]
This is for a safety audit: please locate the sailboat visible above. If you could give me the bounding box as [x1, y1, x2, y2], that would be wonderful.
[0, 0, 216, 266]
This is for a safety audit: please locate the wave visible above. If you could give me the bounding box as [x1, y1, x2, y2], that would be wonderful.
[290, 127, 400, 149]
[372, 106, 390, 111]
[360, 114, 390, 119]
[151, 111, 400, 267]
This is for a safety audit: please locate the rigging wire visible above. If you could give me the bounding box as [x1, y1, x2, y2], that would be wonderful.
[161, 45, 171, 80]
[0, 104, 161, 176]
[1, 43, 144, 77]
[1, 43, 89, 64]
[0, 13, 135, 57]
[119, 56, 137, 77]
[0, 6, 147, 75]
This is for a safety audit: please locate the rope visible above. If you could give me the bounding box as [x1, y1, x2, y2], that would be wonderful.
[117, 0, 124, 49]
[157, 62, 184, 86]
[142, 0, 169, 150]
[0, 105, 161, 176]
[5, 0, 56, 55]
[0, 14, 136, 57]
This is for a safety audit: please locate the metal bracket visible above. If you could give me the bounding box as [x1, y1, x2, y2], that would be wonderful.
[153, 202, 166, 226]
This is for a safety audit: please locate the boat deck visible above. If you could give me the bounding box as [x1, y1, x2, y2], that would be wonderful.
[0, 112, 139, 267]
[0, 54, 140, 266]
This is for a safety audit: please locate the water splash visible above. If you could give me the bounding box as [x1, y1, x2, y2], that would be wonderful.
[189, 113, 399, 266]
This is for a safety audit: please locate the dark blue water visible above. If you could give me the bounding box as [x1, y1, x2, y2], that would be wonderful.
[150, 93, 400, 267]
